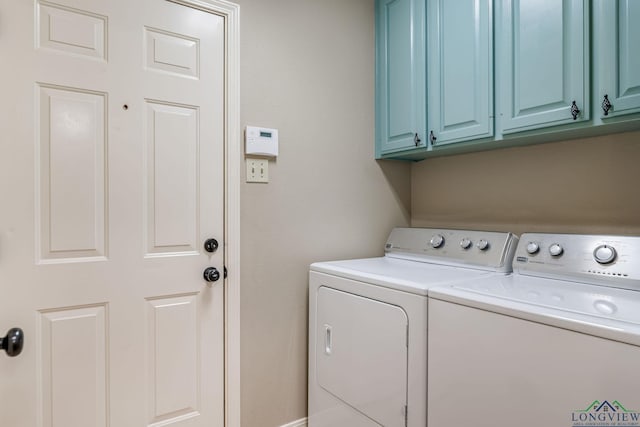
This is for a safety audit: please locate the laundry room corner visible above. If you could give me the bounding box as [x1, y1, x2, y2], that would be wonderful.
[234, 1, 411, 426]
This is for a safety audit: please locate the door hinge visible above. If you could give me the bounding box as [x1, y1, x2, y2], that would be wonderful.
[224, 266, 228, 279]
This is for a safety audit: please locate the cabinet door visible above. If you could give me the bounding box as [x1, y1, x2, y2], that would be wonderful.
[594, 0, 640, 119]
[427, 0, 493, 146]
[376, 0, 426, 155]
[496, 0, 589, 134]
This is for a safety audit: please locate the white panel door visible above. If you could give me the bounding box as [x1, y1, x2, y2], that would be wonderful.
[0, 1, 225, 426]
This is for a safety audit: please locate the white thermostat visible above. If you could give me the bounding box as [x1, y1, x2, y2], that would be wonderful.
[245, 126, 279, 157]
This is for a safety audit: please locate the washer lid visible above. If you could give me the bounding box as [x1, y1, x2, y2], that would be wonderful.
[429, 275, 640, 346]
[310, 257, 500, 296]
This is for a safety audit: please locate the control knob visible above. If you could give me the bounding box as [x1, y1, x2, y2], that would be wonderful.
[593, 245, 616, 265]
[430, 234, 445, 249]
[526, 242, 540, 254]
[549, 243, 564, 257]
[477, 239, 490, 251]
[460, 238, 472, 250]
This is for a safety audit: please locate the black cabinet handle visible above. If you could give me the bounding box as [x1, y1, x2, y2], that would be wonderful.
[413, 133, 421, 146]
[601, 94, 612, 116]
[570, 101, 580, 120]
[429, 131, 437, 144]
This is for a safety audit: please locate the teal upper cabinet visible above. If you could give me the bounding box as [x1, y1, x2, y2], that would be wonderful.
[427, 0, 493, 146]
[375, 0, 426, 156]
[496, 0, 590, 134]
[375, 0, 640, 160]
[594, 0, 640, 120]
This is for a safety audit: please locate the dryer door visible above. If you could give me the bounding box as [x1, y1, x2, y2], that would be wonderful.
[316, 286, 408, 427]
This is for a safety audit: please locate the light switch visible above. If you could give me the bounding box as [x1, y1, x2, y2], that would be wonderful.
[246, 159, 268, 183]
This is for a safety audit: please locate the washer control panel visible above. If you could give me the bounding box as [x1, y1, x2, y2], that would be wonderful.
[385, 228, 518, 272]
[514, 233, 640, 290]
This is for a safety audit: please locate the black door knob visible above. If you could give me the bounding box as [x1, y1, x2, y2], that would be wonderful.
[203, 267, 220, 283]
[204, 238, 219, 253]
[1, 328, 24, 357]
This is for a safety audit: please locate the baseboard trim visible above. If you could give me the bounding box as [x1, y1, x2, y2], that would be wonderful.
[280, 417, 307, 427]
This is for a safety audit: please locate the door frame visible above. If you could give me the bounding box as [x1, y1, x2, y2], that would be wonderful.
[169, 1, 241, 426]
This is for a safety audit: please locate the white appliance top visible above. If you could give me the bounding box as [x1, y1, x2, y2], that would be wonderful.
[429, 232, 640, 346]
[310, 228, 518, 296]
[311, 257, 500, 296]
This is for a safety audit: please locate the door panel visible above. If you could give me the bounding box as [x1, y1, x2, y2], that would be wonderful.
[316, 287, 408, 427]
[618, 1, 640, 101]
[376, 0, 426, 155]
[39, 304, 108, 427]
[145, 100, 199, 256]
[144, 27, 200, 78]
[0, 1, 224, 426]
[594, 0, 640, 119]
[497, 0, 589, 133]
[37, 1, 107, 60]
[428, 0, 493, 145]
[146, 294, 200, 424]
[37, 84, 107, 262]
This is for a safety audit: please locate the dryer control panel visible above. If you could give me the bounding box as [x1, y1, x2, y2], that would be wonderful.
[514, 233, 640, 291]
[384, 228, 518, 272]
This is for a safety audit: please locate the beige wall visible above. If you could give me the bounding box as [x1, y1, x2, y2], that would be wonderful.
[235, 2, 640, 425]
[412, 130, 640, 236]
[236, 1, 411, 426]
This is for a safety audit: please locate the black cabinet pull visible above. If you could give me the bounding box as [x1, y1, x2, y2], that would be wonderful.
[429, 131, 437, 144]
[601, 94, 612, 116]
[570, 101, 580, 120]
[413, 133, 421, 146]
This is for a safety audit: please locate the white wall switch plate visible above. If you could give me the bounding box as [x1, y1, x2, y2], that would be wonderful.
[246, 159, 269, 183]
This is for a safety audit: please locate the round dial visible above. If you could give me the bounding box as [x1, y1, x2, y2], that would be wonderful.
[477, 239, 490, 251]
[430, 234, 445, 248]
[526, 242, 540, 254]
[460, 238, 472, 250]
[593, 245, 616, 265]
[549, 243, 564, 257]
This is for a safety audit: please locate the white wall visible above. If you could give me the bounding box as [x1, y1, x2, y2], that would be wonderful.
[235, 1, 411, 426]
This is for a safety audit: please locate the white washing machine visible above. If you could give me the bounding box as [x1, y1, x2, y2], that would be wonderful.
[308, 227, 518, 427]
[428, 233, 640, 427]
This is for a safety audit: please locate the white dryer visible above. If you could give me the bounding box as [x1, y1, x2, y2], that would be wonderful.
[308, 228, 518, 427]
[428, 233, 640, 427]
